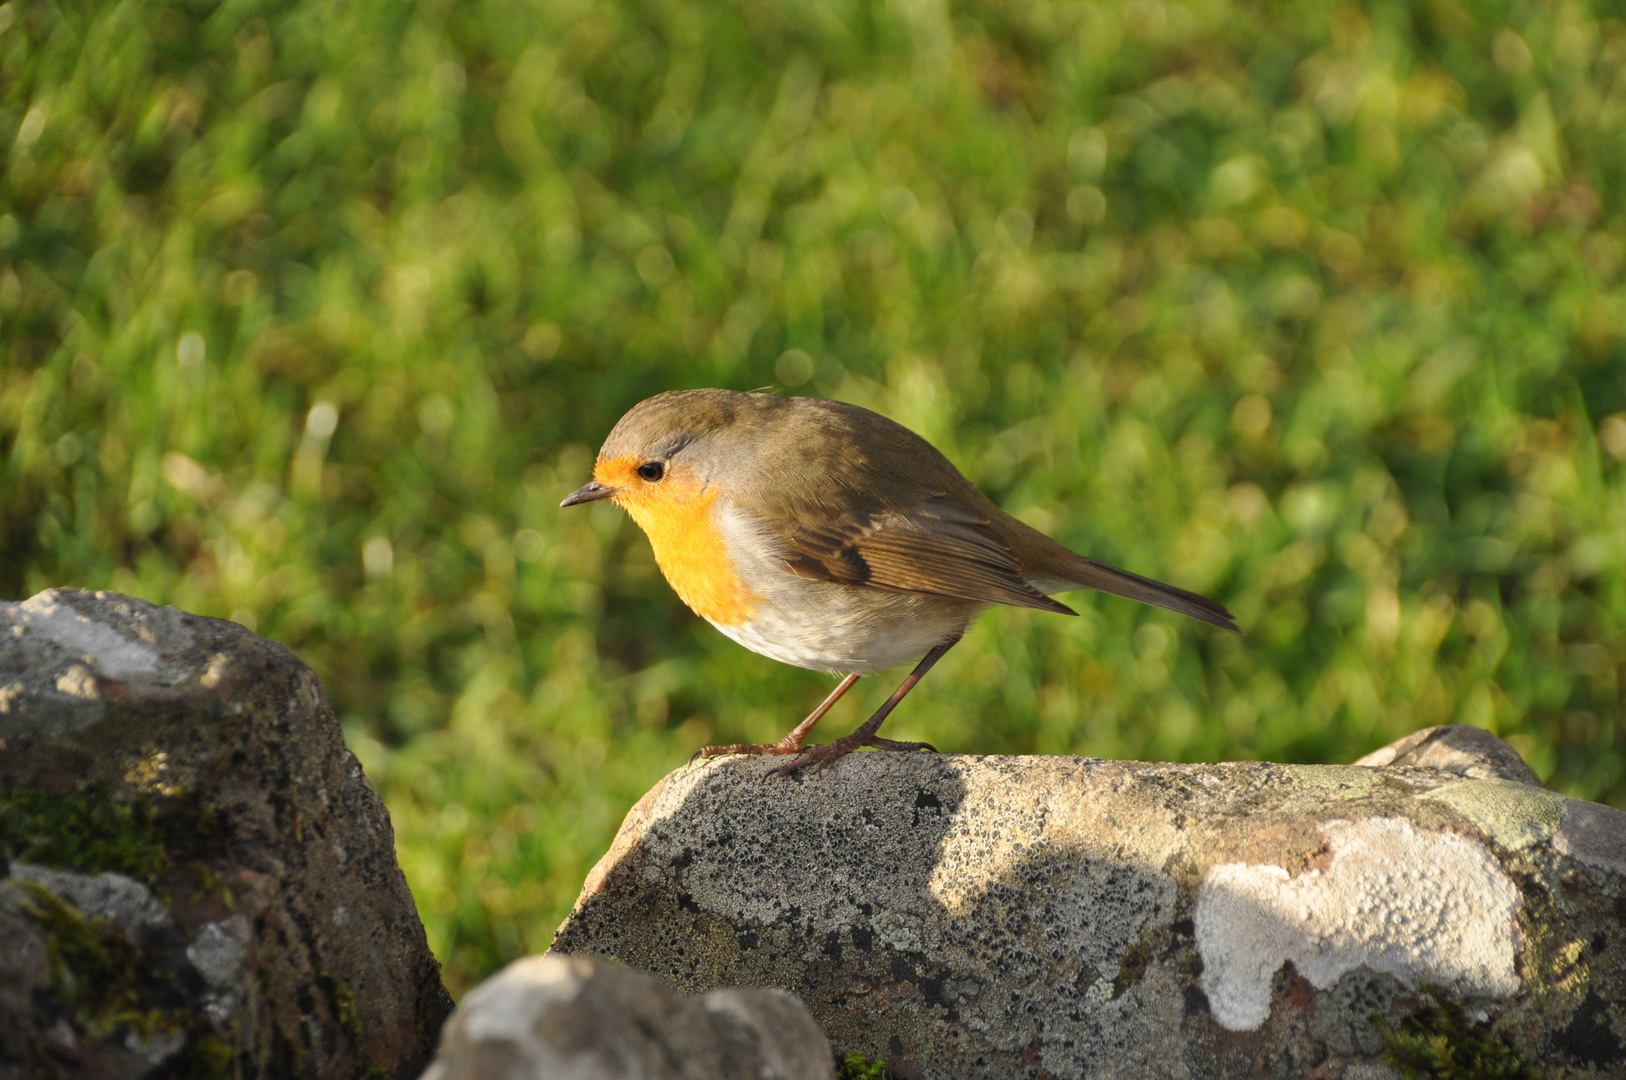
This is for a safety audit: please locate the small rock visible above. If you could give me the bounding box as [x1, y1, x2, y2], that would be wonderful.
[1553, 797, 1626, 877]
[1353, 723, 1543, 785]
[7, 863, 170, 937]
[423, 954, 834, 1080]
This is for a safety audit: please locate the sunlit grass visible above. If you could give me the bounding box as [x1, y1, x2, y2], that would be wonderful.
[4, 0, 1624, 992]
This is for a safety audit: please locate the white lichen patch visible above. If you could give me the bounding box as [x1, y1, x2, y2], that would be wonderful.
[124, 1028, 186, 1068]
[871, 909, 923, 952]
[8, 592, 160, 680]
[187, 915, 253, 988]
[1195, 816, 1521, 1032]
[199, 653, 233, 689]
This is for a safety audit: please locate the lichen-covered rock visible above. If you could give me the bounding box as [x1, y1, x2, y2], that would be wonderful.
[0, 589, 452, 1079]
[1352, 723, 1543, 786]
[424, 953, 834, 1080]
[552, 727, 1626, 1079]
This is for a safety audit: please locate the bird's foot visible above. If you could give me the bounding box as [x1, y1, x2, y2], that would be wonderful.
[766, 732, 937, 777]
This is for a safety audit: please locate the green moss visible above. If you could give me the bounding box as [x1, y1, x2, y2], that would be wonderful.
[18, 881, 164, 1041]
[1374, 986, 1539, 1080]
[321, 970, 364, 1043]
[16, 882, 236, 1079]
[270, 1021, 307, 1078]
[190, 863, 235, 910]
[0, 788, 169, 882]
[313, 969, 388, 1077]
[182, 1033, 239, 1080]
[836, 1051, 891, 1080]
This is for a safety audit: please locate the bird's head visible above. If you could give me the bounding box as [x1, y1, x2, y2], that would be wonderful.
[560, 389, 777, 514]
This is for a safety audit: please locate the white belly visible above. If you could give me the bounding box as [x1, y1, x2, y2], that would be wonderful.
[704, 502, 988, 675]
[708, 583, 981, 675]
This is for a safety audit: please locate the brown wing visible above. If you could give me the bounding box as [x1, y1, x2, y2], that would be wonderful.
[776, 492, 1076, 614]
[726, 396, 1239, 628]
[731, 398, 1076, 614]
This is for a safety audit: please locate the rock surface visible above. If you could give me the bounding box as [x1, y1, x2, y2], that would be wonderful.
[424, 953, 834, 1080]
[1352, 723, 1543, 786]
[0, 589, 452, 1079]
[553, 725, 1626, 1079]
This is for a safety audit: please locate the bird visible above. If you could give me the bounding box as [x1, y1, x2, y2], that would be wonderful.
[561, 389, 1237, 775]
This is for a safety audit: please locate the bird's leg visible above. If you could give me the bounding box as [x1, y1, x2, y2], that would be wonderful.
[690, 674, 861, 762]
[769, 634, 962, 777]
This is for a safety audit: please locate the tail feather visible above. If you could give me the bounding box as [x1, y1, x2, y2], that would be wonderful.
[1059, 556, 1239, 632]
[989, 505, 1240, 632]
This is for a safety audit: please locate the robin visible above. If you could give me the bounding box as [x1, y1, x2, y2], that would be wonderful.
[562, 389, 1237, 774]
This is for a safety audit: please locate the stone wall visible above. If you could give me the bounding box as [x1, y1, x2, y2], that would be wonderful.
[552, 740, 1626, 1078]
[5, 588, 1622, 1079]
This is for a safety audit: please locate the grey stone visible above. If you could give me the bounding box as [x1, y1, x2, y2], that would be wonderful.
[1352, 723, 1543, 785]
[553, 734, 1625, 1079]
[1553, 797, 1626, 877]
[423, 953, 834, 1080]
[1308, 968, 1402, 1056]
[0, 588, 452, 1080]
[7, 864, 170, 936]
[186, 914, 253, 988]
[1341, 1063, 1402, 1080]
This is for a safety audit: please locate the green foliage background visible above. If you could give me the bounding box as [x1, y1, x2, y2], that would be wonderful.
[3, 0, 1624, 992]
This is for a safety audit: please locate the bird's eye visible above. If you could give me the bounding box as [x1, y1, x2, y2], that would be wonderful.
[636, 461, 665, 482]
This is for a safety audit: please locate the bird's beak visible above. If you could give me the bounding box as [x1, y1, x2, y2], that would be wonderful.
[560, 480, 618, 507]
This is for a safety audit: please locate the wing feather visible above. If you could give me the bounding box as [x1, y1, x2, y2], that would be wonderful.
[728, 396, 1074, 615]
[656, 394, 1233, 628]
[774, 492, 1076, 615]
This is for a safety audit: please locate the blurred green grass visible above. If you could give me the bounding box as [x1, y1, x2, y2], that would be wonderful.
[4, 0, 1624, 993]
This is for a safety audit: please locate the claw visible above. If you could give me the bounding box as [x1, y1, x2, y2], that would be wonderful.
[765, 635, 961, 778]
[763, 732, 938, 778]
[698, 643, 958, 778]
[766, 753, 819, 779]
[868, 737, 938, 753]
[688, 674, 863, 771]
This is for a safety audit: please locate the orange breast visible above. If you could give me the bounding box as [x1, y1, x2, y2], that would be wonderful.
[597, 456, 760, 626]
